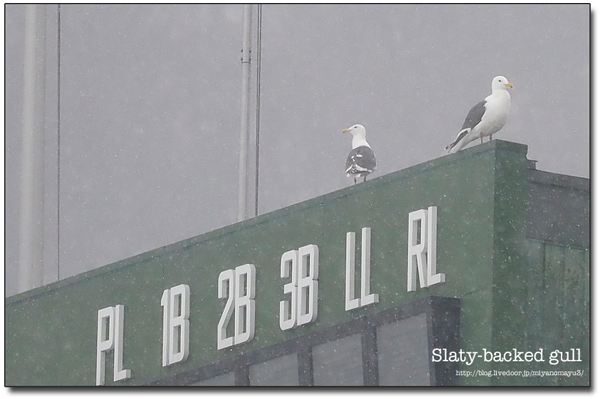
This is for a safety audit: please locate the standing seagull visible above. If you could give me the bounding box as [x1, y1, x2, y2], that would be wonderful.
[342, 124, 376, 184]
[445, 76, 514, 153]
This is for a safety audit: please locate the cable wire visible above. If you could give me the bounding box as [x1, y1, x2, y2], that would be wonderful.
[254, 4, 262, 217]
[57, 4, 61, 280]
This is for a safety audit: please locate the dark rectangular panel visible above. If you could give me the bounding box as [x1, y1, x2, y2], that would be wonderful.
[526, 171, 589, 247]
[312, 334, 363, 386]
[249, 353, 299, 386]
[188, 371, 235, 386]
[377, 313, 430, 386]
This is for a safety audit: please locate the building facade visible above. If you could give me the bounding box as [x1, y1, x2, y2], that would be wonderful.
[5, 140, 589, 386]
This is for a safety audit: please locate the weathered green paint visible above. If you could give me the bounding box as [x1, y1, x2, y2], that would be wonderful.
[522, 241, 589, 386]
[490, 144, 529, 386]
[5, 140, 589, 386]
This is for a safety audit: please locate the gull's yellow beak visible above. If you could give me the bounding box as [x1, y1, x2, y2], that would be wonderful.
[506, 82, 514, 89]
[342, 128, 351, 134]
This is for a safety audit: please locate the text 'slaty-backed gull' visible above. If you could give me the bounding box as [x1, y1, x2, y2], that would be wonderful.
[342, 124, 376, 184]
[445, 76, 514, 153]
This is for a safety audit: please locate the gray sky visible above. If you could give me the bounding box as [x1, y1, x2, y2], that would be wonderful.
[5, 4, 589, 297]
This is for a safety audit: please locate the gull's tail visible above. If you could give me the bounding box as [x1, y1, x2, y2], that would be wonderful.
[445, 129, 469, 153]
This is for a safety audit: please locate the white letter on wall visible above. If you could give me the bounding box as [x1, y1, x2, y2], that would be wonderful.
[279, 250, 298, 330]
[217, 269, 235, 350]
[426, 206, 445, 286]
[297, 244, 319, 326]
[408, 209, 428, 292]
[234, 264, 256, 345]
[345, 232, 360, 311]
[96, 307, 114, 386]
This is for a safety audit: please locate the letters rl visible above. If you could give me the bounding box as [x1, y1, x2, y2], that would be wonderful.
[407, 206, 445, 292]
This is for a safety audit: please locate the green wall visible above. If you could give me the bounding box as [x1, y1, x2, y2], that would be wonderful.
[5, 140, 589, 386]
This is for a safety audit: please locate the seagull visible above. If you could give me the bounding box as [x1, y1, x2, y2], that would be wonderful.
[342, 124, 376, 184]
[445, 76, 514, 153]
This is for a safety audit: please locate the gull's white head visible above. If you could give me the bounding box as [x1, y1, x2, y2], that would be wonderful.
[342, 124, 366, 137]
[342, 124, 369, 149]
[491, 76, 514, 91]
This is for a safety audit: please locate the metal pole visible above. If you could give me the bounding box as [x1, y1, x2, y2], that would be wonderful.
[237, 4, 252, 222]
[19, 4, 46, 292]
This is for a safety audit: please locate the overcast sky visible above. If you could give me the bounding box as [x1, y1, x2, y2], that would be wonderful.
[5, 4, 589, 297]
